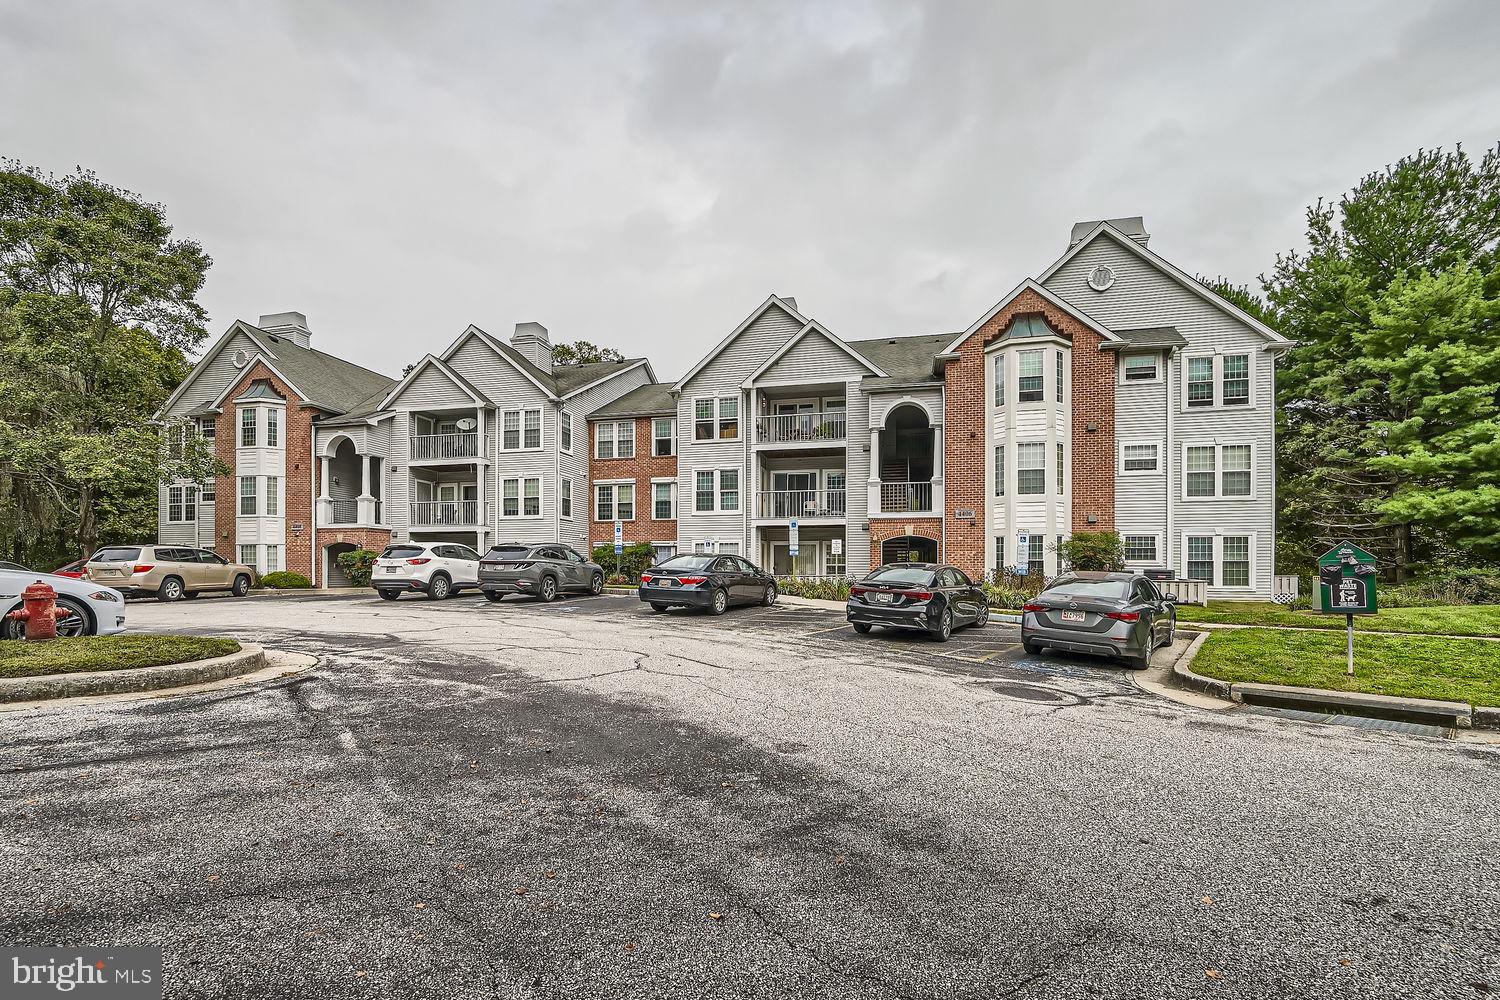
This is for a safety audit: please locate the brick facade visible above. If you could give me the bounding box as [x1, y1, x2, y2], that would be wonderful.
[320, 528, 393, 584]
[942, 288, 1116, 580]
[211, 362, 319, 579]
[588, 417, 677, 551]
[868, 517, 943, 571]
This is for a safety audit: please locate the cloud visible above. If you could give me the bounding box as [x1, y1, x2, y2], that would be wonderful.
[2, 0, 1495, 379]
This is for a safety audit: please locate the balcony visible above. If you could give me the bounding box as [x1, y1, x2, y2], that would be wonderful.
[879, 481, 934, 514]
[756, 489, 847, 519]
[755, 410, 847, 447]
[411, 500, 483, 527]
[317, 496, 384, 528]
[410, 432, 483, 462]
[327, 498, 359, 525]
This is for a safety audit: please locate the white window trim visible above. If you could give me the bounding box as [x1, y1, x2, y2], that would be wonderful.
[1180, 531, 1257, 590]
[691, 396, 741, 443]
[690, 468, 741, 514]
[650, 477, 676, 520]
[560, 476, 574, 520]
[1119, 351, 1162, 385]
[1014, 441, 1047, 496]
[1180, 440, 1257, 501]
[595, 419, 636, 460]
[499, 476, 545, 519]
[1180, 351, 1256, 411]
[500, 408, 545, 452]
[1121, 531, 1164, 566]
[1015, 348, 1047, 404]
[559, 410, 573, 455]
[652, 417, 676, 457]
[594, 479, 636, 522]
[166, 485, 198, 524]
[1118, 439, 1164, 477]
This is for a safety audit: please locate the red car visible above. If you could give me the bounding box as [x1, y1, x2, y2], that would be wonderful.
[51, 558, 88, 579]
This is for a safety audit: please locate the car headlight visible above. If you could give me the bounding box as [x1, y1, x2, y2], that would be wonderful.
[87, 591, 120, 603]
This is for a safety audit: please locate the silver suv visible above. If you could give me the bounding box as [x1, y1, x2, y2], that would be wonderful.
[478, 543, 605, 603]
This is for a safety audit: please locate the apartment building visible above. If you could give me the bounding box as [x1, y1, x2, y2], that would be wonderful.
[583, 218, 1290, 599]
[308, 322, 653, 583]
[153, 312, 397, 579]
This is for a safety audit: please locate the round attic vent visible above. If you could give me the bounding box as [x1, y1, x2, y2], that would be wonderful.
[232, 348, 251, 368]
[1087, 265, 1116, 292]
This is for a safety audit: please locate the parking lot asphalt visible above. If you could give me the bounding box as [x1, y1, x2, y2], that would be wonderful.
[2, 591, 1497, 998]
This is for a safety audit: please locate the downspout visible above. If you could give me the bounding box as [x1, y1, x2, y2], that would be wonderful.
[554, 401, 563, 544]
[1164, 349, 1174, 576]
[742, 389, 750, 556]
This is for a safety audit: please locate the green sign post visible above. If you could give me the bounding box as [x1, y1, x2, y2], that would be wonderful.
[1317, 540, 1379, 676]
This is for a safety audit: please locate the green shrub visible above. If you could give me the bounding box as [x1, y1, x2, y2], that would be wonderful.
[259, 571, 311, 589]
[776, 577, 853, 601]
[1382, 567, 1500, 607]
[590, 542, 657, 582]
[1055, 531, 1124, 572]
[337, 549, 379, 588]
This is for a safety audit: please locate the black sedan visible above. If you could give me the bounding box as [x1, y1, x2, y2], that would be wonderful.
[846, 562, 989, 642]
[639, 553, 777, 615]
[1020, 571, 1177, 669]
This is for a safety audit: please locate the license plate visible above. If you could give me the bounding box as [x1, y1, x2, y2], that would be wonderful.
[1060, 610, 1085, 623]
[384, 567, 398, 574]
[871, 592, 892, 604]
[657, 579, 674, 587]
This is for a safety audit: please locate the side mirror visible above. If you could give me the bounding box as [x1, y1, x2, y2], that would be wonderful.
[1162, 593, 1179, 604]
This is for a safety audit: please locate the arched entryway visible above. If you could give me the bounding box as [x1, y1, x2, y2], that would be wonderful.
[881, 535, 938, 564]
[879, 404, 936, 512]
[325, 542, 358, 587]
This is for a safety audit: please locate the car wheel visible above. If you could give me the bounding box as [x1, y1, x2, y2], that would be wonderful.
[1161, 612, 1176, 648]
[709, 588, 728, 615]
[852, 622, 873, 634]
[428, 574, 452, 600]
[378, 590, 401, 601]
[1, 615, 23, 640]
[1128, 649, 1152, 670]
[52, 597, 93, 637]
[484, 591, 505, 603]
[650, 603, 669, 613]
[761, 582, 777, 607]
[931, 607, 953, 642]
[589, 572, 604, 596]
[157, 576, 184, 602]
[974, 603, 990, 628]
[232, 574, 251, 598]
[1023, 640, 1043, 655]
[539, 576, 558, 602]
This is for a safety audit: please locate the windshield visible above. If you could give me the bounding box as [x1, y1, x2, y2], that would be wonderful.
[91, 547, 141, 562]
[864, 566, 936, 587]
[380, 546, 426, 559]
[1044, 579, 1130, 600]
[658, 555, 716, 571]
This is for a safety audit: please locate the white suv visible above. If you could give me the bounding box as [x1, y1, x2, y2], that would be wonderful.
[372, 542, 481, 600]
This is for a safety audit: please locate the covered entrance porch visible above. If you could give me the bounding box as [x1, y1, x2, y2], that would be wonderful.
[755, 525, 848, 579]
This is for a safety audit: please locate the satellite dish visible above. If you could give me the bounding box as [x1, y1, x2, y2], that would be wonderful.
[455, 418, 478, 431]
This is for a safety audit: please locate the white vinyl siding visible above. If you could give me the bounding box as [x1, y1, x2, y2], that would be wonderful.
[1122, 353, 1159, 382]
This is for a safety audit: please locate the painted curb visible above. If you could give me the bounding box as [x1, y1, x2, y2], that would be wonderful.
[1167, 630, 1229, 699]
[0, 644, 266, 703]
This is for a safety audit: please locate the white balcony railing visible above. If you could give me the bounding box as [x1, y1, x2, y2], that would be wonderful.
[410, 432, 482, 461]
[879, 481, 934, 513]
[755, 411, 847, 445]
[411, 500, 481, 526]
[757, 489, 847, 519]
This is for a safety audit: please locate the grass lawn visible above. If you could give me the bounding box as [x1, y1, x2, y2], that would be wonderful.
[1190, 628, 1500, 706]
[1173, 601, 1500, 637]
[0, 635, 241, 679]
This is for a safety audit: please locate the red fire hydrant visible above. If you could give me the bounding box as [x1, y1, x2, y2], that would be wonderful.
[5, 582, 75, 641]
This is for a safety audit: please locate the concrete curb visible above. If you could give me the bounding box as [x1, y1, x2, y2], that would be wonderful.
[0, 643, 267, 703]
[1168, 632, 1486, 730]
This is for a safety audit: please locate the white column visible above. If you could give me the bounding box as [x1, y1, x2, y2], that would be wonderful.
[868, 425, 882, 515]
[356, 453, 376, 525]
[316, 455, 333, 526]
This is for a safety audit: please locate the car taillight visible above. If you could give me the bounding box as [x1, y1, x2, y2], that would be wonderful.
[850, 585, 869, 596]
[640, 574, 653, 584]
[479, 561, 499, 568]
[1105, 611, 1140, 622]
[509, 561, 533, 570]
[907, 590, 933, 601]
[132, 564, 155, 574]
[1022, 603, 1046, 612]
[407, 558, 431, 565]
[678, 575, 707, 585]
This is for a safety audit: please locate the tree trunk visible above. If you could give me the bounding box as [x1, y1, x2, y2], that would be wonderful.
[78, 485, 98, 561]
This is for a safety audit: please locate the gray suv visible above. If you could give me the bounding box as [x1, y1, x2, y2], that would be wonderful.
[478, 544, 604, 603]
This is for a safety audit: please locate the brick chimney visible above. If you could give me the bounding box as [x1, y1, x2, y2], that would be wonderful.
[511, 322, 554, 369]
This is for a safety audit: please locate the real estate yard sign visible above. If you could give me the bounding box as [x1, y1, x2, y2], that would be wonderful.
[1317, 541, 1379, 676]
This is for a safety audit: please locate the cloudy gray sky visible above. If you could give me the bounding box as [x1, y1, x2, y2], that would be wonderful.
[4, 0, 1497, 379]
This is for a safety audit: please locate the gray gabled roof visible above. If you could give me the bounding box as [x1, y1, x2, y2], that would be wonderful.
[552, 358, 649, 395]
[845, 333, 955, 385]
[589, 382, 675, 419]
[1100, 326, 1189, 350]
[243, 323, 397, 413]
[237, 380, 286, 400]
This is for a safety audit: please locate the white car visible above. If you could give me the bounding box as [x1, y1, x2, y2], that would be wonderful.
[371, 542, 481, 600]
[1, 567, 128, 639]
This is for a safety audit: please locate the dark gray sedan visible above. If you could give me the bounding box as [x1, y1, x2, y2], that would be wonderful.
[478, 543, 604, 603]
[846, 562, 989, 642]
[638, 554, 776, 615]
[1021, 571, 1177, 669]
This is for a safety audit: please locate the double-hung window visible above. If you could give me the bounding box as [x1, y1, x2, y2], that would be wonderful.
[1123, 354, 1158, 381]
[197, 417, 216, 445]
[1186, 534, 1253, 587]
[1122, 443, 1159, 473]
[560, 478, 573, 519]
[240, 409, 257, 446]
[502, 411, 520, 450]
[1187, 536, 1215, 581]
[1016, 442, 1045, 495]
[1222, 355, 1251, 405]
[1123, 535, 1158, 563]
[560, 412, 573, 453]
[1056, 442, 1065, 495]
[500, 477, 541, 517]
[1185, 443, 1253, 498]
[596, 421, 635, 459]
[523, 409, 541, 449]
[1185, 354, 1252, 407]
[502, 409, 542, 450]
[993, 354, 1005, 406]
[239, 476, 257, 515]
[1026, 535, 1045, 576]
[993, 445, 1005, 496]
[693, 397, 739, 440]
[264, 475, 279, 516]
[239, 544, 256, 565]
[653, 418, 676, 456]
[1017, 350, 1044, 402]
[1186, 357, 1214, 407]
[266, 408, 279, 447]
[694, 470, 738, 512]
[168, 486, 196, 523]
[653, 481, 675, 520]
[1055, 351, 1065, 402]
[595, 483, 634, 521]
